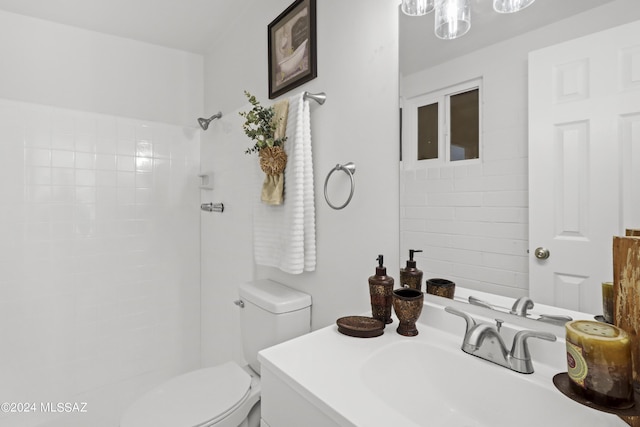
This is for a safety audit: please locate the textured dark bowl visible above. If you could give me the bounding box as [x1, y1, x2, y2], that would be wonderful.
[426, 278, 455, 299]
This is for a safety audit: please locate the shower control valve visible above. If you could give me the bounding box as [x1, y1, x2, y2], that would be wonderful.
[201, 202, 224, 213]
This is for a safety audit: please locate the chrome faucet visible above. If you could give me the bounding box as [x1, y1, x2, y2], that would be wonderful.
[445, 306, 556, 374]
[509, 296, 573, 326]
[510, 296, 534, 316]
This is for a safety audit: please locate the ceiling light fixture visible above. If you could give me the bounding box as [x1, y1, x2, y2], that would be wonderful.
[401, 0, 536, 40]
[493, 0, 536, 13]
[434, 0, 471, 40]
[401, 0, 435, 16]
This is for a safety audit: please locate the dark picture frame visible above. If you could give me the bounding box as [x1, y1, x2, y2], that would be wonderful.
[268, 0, 317, 99]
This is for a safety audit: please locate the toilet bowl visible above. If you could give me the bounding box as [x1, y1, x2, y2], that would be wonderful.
[120, 280, 312, 427]
[120, 362, 260, 427]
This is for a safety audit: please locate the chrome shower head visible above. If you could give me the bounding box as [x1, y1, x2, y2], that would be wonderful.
[197, 111, 222, 130]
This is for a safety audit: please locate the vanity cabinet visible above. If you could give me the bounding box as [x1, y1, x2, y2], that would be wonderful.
[260, 366, 343, 427]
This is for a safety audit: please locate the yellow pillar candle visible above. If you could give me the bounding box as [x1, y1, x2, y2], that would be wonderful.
[565, 320, 634, 408]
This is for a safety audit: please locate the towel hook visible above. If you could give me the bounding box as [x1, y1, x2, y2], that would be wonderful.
[324, 162, 356, 210]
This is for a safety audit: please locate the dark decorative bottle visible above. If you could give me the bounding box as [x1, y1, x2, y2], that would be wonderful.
[369, 255, 394, 324]
[400, 249, 423, 291]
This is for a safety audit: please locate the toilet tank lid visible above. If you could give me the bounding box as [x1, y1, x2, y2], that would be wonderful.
[239, 279, 311, 314]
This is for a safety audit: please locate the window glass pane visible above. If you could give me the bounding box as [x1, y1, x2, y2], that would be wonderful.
[417, 102, 438, 160]
[450, 89, 479, 161]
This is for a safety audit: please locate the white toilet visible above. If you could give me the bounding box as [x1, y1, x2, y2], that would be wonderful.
[120, 279, 312, 427]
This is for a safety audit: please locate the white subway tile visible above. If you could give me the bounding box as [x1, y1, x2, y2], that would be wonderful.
[50, 221, 74, 241]
[26, 166, 51, 185]
[95, 153, 117, 170]
[75, 187, 96, 204]
[452, 263, 518, 287]
[426, 167, 440, 180]
[117, 155, 135, 172]
[135, 157, 153, 173]
[75, 152, 96, 169]
[483, 190, 528, 207]
[455, 206, 527, 223]
[96, 136, 118, 155]
[25, 185, 52, 203]
[400, 191, 427, 206]
[96, 170, 117, 187]
[135, 188, 153, 205]
[135, 172, 153, 189]
[51, 150, 75, 168]
[51, 167, 74, 186]
[76, 169, 96, 187]
[117, 171, 135, 189]
[400, 218, 427, 232]
[51, 186, 76, 203]
[482, 251, 528, 273]
[428, 192, 483, 207]
[135, 124, 153, 143]
[25, 147, 51, 167]
[483, 157, 528, 176]
[0, 99, 200, 426]
[51, 132, 75, 151]
[117, 139, 136, 157]
[75, 133, 97, 153]
[404, 206, 454, 220]
[440, 166, 454, 179]
[117, 188, 135, 207]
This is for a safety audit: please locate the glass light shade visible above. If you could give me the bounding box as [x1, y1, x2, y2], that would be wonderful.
[493, 0, 536, 13]
[434, 0, 471, 40]
[401, 0, 434, 16]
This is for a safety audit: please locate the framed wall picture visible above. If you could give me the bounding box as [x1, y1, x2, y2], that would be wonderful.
[268, 0, 317, 99]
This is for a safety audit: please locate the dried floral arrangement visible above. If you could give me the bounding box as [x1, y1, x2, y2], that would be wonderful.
[239, 91, 287, 155]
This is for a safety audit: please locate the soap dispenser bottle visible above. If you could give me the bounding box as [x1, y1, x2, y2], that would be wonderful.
[400, 249, 423, 291]
[369, 255, 394, 324]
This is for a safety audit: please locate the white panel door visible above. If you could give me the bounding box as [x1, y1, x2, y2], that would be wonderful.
[529, 20, 640, 313]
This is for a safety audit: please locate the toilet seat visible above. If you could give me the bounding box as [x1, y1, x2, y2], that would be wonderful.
[120, 362, 254, 427]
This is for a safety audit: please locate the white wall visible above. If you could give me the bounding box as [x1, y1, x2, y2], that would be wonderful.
[0, 11, 203, 427]
[0, 10, 203, 128]
[400, 0, 640, 298]
[200, 0, 399, 367]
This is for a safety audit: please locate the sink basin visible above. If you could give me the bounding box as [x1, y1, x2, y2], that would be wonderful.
[260, 299, 627, 427]
[361, 328, 624, 427]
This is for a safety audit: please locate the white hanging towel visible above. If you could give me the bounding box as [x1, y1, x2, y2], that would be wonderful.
[253, 92, 316, 274]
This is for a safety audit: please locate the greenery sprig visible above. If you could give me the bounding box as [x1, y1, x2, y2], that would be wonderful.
[239, 91, 287, 155]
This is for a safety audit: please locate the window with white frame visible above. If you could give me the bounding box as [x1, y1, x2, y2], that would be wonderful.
[403, 79, 481, 167]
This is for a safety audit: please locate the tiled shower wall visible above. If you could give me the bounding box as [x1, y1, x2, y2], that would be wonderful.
[0, 98, 200, 427]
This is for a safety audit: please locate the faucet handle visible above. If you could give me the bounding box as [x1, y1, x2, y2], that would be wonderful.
[537, 314, 573, 326]
[510, 296, 534, 317]
[509, 330, 557, 373]
[445, 306, 477, 335]
[468, 295, 493, 310]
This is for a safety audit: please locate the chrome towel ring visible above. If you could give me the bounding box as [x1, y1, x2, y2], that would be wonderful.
[324, 162, 356, 210]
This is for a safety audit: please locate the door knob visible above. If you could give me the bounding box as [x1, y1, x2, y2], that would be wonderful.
[534, 247, 550, 260]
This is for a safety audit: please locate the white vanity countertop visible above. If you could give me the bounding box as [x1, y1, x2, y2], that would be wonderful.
[259, 312, 444, 426]
[258, 297, 627, 427]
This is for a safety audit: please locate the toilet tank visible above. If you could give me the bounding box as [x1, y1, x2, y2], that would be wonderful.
[239, 279, 312, 374]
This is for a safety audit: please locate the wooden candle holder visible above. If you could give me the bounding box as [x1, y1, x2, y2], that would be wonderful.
[613, 236, 640, 426]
